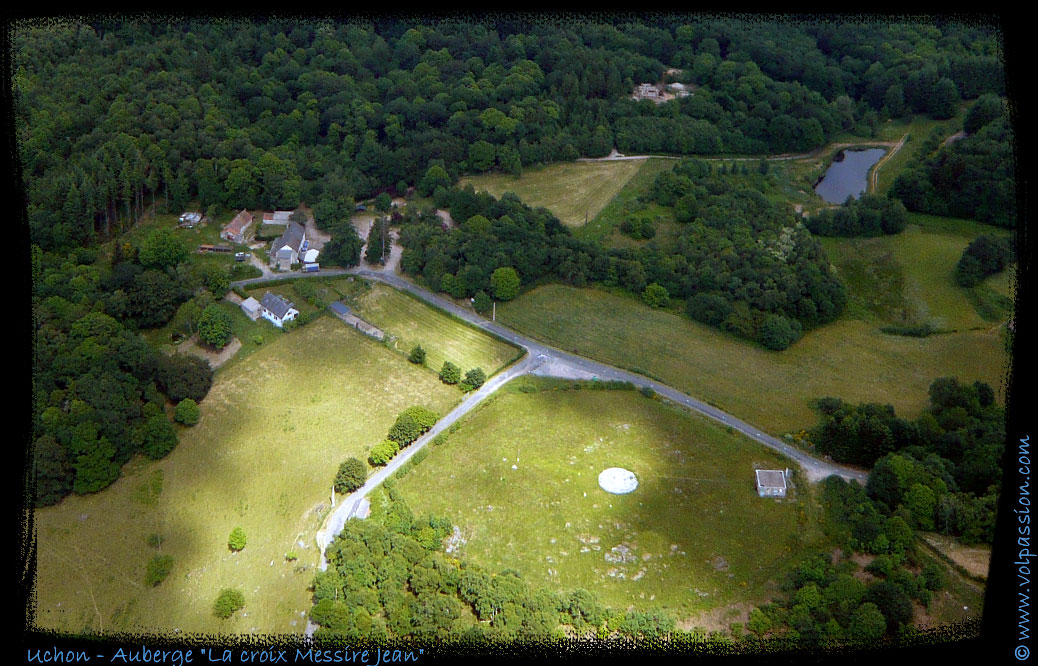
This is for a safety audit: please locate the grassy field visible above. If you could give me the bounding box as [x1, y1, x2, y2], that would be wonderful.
[497, 284, 1008, 436]
[819, 214, 1014, 330]
[344, 281, 521, 377]
[393, 377, 820, 619]
[32, 317, 460, 635]
[459, 160, 643, 228]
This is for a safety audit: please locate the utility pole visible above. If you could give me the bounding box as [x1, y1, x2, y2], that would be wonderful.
[493, 301, 496, 321]
[331, 486, 335, 507]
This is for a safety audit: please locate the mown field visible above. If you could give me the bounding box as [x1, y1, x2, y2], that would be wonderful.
[32, 317, 460, 635]
[393, 376, 819, 619]
[343, 280, 521, 377]
[497, 284, 1008, 437]
[459, 160, 643, 227]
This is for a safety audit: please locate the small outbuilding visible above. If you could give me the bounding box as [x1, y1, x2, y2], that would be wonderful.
[755, 469, 787, 498]
[240, 296, 261, 321]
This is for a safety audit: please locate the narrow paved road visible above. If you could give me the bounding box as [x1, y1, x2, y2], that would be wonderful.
[232, 267, 867, 488]
[254, 265, 868, 639]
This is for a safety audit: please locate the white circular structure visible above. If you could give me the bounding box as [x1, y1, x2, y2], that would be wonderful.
[598, 468, 638, 494]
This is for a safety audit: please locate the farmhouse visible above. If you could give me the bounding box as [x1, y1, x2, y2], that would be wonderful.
[259, 291, 299, 328]
[239, 296, 261, 321]
[755, 469, 787, 498]
[269, 221, 307, 270]
[222, 209, 254, 244]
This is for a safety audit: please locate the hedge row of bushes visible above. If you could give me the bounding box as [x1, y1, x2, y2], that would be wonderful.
[368, 406, 440, 467]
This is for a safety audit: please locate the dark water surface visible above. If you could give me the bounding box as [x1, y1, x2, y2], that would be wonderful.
[814, 148, 886, 204]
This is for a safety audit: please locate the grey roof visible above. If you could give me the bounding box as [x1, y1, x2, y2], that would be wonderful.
[260, 291, 296, 319]
[329, 302, 351, 316]
[269, 221, 305, 257]
[240, 296, 260, 312]
[755, 469, 787, 489]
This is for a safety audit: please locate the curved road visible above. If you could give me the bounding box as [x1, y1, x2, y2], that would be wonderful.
[233, 265, 868, 638]
[231, 267, 867, 488]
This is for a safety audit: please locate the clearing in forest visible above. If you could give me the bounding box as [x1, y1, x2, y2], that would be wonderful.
[460, 159, 643, 227]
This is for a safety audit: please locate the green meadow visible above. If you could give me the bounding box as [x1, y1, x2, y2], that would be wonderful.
[393, 377, 819, 619]
[460, 160, 644, 228]
[32, 317, 459, 635]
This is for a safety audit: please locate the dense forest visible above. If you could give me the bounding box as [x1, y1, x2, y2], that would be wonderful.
[890, 95, 1015, 227]
[17, 18, 1005, 253]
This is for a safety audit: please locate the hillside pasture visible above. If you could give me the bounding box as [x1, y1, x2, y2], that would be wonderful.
[346, 281, 521, 377]
[393, 377, 817, 618]
[497, 285, 1008, 437]
[31, 317, 459, 635]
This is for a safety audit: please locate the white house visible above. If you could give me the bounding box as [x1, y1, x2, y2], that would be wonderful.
[755, 469, 787, 498]
[259, 291, 299, 328]
[268, 221, 307, 271]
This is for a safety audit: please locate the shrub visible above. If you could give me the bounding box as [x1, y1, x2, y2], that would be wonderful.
[369, 440, 400, 466]
[462, 367, 486, 391]
[439, 361, 461, 385]
[641, 283, 670, 308]
[640, 386, 656, 399]
[146, 533, 165, 548]
[145, 554, 174, 586]
[228, 526, 247, 552]
[472, 291, 492, 314]
[408, 345, 426, 365]
[213, 588, 245, 619]
[334, 457, 367, 494]
[174, 398, 201, 426]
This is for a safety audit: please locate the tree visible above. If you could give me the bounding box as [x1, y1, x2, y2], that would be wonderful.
[228, 526, 247, 552]
[641, 283, 670, 308]
[369, 440, 399, 466]
[145, 555, 175, 586]
[439, 361, 461, 385]
[846, 602, 887, 642]
[473, 291, 492, 314]
[759, 313, 799, 351]
[462, 367, 486, 391]
[324, 226, 364, 267]
[408, 345, 427, 365]
[375, 193, 393, 213]
[138, 227, 188, 269]
[213, 588, 245, 619]
[335, 457, 367, 494]
[197, 304, 233, 348]
[174, 398, 201, 426]
[490, 267, 520, 301]
[140, 414, 178, 459]
[928, 78, 960, 120]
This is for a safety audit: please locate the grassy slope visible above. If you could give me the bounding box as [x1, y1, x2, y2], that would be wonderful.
[497, 284, 1008, 436]
[32, 317, 459, 635]
[346, 281, 520, 377]
[394, 377, 819, 618]
[459, 160, 643, 227]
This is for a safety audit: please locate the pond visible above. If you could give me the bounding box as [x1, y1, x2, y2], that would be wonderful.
[813, 148, 887, 204]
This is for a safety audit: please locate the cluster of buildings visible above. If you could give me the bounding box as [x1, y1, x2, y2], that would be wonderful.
[198, 207, 319, 272]
[630, 81, 693, 103]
